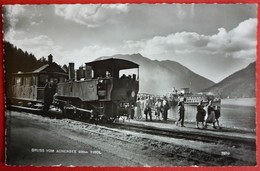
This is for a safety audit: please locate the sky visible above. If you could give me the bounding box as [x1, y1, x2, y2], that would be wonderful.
[2, 4, 257, 83]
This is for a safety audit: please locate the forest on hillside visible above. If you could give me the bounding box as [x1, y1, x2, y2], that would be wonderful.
[3, 41, 49, 89]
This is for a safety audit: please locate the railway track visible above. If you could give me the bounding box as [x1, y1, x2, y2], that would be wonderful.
[76, 123, 220, 166]
[58, 116, 256, 166]
[9, 105, 256, 149]
[106, 122, 256, 151]
[8, 105, 256, 165]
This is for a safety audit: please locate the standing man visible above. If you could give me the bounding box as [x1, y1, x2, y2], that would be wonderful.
[144, 96, 152, 121]
[154, 98, 162, 120]
[162, 96, 170, 121]
[43, 81, 52, 112]
[175, 100, 185, 127]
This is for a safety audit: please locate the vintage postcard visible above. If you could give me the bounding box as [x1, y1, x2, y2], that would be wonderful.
[2, 4, 257, 166]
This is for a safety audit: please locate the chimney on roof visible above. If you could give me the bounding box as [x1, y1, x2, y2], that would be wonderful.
[48, 54, 53, 64]
[69, 63, 75, 81]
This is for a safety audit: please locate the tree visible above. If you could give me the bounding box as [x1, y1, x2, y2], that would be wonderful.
[3, 41, 49, 91]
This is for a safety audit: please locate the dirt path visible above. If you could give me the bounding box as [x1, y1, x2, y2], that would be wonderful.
[5, 111, 256, 166]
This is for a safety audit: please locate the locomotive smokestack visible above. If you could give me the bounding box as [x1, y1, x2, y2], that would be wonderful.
[68, 63, 75, 81]
[85, 64, 92, 79]
[76, 66, 84, 80]
[48, 54, 53, 64]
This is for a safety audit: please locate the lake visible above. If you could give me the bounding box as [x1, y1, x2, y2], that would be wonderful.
[168, 98, 256, 130]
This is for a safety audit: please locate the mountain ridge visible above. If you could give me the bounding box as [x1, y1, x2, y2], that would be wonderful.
[203, 61, 256, 98]
[96, 53, 215, 95]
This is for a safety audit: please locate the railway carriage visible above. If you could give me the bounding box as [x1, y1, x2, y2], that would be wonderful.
[9, 55, 68, 107]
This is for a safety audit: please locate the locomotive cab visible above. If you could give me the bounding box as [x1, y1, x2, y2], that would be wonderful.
[86, 58, 139, 110]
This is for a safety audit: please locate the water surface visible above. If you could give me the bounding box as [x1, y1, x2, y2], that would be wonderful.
[168, 98, 256, 130]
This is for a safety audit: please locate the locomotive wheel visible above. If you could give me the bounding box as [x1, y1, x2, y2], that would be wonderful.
[79, 112, 91, 122]
[107, 116, 116, 123]
[101, 115, 116, 123]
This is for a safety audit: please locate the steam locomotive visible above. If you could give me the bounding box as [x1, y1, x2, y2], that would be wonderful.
[9, 54, 139, 122]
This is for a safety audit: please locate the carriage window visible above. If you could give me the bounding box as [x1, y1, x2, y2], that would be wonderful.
[38, 75, 48, 87]
[59, 77, 65, 83]
[119, 68, 138, 81]
[25, 77, 33, 86]
[15, 77, 22, 85]
[49, 78, 58, 84]
[105, 71, 111, 77]
[32, 76, 36, 85]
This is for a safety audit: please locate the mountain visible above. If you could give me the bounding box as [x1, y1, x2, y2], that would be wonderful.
[204, 61, 256, 98]
[96, 54, 214, 95]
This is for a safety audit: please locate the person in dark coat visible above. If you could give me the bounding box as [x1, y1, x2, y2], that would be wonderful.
[196, 100, 206, 129]
[175, 101, 185, 127]
[162, 96, 170, 121]
[144, 96, 152, 121]
[214, 105, 221, 129]
[43, 82, 52, 112]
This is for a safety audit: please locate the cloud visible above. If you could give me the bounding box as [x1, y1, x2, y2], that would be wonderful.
[6, 33, 63, 60]
[30, 20, 43, 26]
[122, 18, 257, 60]
[3, 5, 45, 41]
[177, 4, 187, 19]
[207, 18, 257, 58]
[3, 5, 26, 37]
[54, 4, 129, 27]
[4, 5, 26, 20]
[17, 35, 55, 47]
[64, 45, 119, 66]
[122, 32, 210, 57]
[6, 31, 120, 68]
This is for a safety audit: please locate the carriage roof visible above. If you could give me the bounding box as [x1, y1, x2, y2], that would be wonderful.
[12, 63, 68, 77]
[86, 58, 139, 70]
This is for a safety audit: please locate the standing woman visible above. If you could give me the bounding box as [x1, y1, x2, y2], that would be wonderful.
[155, 98, 162, 120]
[205, 100, 216, 129]
[196, 100, 206, 129]
[175, 101, 185, 127]
[135, 97, 142, 120]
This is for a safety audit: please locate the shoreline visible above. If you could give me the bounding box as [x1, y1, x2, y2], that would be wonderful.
[221, 98, 256, 107]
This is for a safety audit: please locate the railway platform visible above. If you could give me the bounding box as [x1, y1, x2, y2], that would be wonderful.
[117, 117, 256, 143]
[9, 105, 256, 145]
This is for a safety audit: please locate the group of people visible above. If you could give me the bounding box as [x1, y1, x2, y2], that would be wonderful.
[133, 96, 170, 121]
[175, 99, 221, 129]
[195, 100, 221, 129]
[133, 95, 221, 130]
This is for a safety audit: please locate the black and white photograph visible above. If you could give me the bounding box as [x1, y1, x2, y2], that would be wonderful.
[2, 4, 257, 166]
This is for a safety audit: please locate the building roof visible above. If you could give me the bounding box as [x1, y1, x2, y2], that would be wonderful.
[33, 62, 67, 74]
[33, 64, 49, 73]
[13, 62, 68, 76]
[86, 58, 139, 71]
